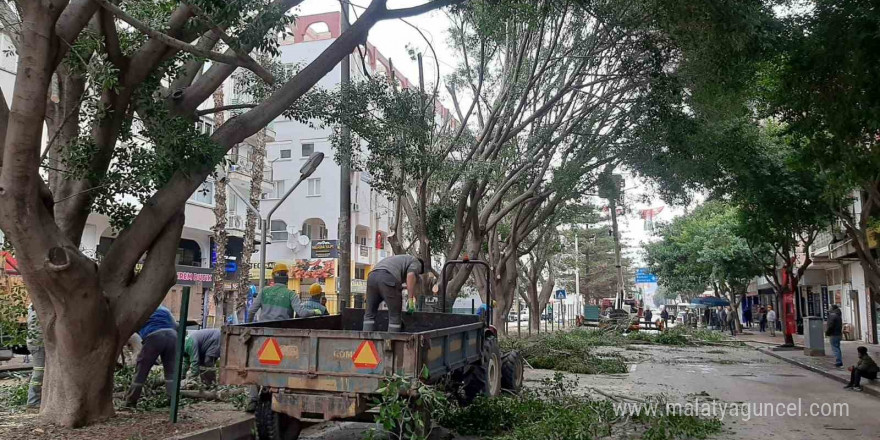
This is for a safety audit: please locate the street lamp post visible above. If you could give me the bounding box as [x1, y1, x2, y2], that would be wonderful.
[224, 152, 324, 302]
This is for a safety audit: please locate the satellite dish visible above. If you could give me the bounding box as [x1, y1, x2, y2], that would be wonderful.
[298, 235, 310, 246]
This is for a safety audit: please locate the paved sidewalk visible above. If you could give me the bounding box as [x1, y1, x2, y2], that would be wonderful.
[736, 331, 880, 397]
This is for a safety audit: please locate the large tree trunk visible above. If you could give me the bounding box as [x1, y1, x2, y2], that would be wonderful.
[41, 301, 118, 427]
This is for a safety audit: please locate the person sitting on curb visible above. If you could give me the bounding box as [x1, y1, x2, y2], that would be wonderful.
[844, 346, 879, 392]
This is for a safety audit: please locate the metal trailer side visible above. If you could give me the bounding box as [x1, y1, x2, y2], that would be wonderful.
[219, 309, 485, 420]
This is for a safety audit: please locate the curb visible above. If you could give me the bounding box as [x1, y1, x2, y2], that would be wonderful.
[749, 344, 880, 399]
[165, 415, 255, 440]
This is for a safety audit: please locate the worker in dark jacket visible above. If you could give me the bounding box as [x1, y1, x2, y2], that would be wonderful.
[363, 255, 424, 332]
[182, 328, 221, 386]
[845, 346, 879, 391]
[125, 305, 177, 407]
[826, 304, 843, 367]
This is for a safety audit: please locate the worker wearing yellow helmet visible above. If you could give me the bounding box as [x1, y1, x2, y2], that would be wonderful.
[303, 284, 329, 316]
[246, 263, 318, 323]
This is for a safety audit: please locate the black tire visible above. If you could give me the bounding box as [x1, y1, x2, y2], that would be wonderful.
[460, 362, 488, 405]
[255, 395, 302, 440]
[484, 336, 502, 397]
[501, 351, 524, 392]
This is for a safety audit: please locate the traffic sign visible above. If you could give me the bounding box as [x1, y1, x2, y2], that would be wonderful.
[352, 340, 381, 369]
[555, 289, 567, 300]
[635, 268, 658, 283]
[257, 338, 283, 365]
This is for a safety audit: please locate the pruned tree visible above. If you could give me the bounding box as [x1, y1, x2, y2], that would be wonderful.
[646, 202, 766, 332]
[0, 0, 463, 427]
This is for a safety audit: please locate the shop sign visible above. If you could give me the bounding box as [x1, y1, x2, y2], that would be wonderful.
[311, 240, 339, 258]
[176, 266, 214, 286]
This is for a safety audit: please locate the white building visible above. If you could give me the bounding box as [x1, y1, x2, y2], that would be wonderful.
[253, 12, 409, 313]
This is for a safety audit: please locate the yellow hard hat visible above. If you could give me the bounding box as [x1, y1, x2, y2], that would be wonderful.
[309, 283, 323, 296]
[272, 263, 289, 276]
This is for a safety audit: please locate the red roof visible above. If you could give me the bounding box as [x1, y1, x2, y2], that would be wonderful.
[1, 251, 19, 274]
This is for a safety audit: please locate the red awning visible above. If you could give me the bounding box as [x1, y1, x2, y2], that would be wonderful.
[1, 251, 19, 274]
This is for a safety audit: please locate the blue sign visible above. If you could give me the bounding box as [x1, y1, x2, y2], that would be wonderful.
[225, 261, 238, 273]
[555, 289, 567, 300]
[635, 268, 658, 284]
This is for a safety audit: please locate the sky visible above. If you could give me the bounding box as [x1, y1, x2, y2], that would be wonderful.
[298, 1, 458, 96]
[296, 1, 693, 270]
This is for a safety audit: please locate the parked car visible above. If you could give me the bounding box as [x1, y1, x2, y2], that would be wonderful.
[519, 312, 530, 322]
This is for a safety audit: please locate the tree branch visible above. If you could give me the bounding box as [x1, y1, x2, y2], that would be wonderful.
[195, 103, 257, 116]
[382, 0, 464, 20]
[92, 0, 275, 84]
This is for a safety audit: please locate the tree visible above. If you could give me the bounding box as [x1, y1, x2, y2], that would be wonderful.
[0, 0, 463, 427]
[646, 202, 767, 331]
[760, 0, 880, 341]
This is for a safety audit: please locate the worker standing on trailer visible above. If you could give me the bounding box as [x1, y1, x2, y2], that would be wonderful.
[363, 255, 424, 332]
[246, 263, 319, 322]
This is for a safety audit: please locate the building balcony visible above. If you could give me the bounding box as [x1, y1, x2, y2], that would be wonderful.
[355, 245, 372, 265]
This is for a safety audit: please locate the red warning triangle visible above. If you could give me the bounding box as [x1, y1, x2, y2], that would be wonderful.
[352, 340, 381, 369]
[257, 338, 283, 365]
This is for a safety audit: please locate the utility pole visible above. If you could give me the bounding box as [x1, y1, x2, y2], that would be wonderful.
[610, 195, 624, 310]
[599, 170, 625, 310]
[574, 232, 580, 307]
[337, 2, 352, 310]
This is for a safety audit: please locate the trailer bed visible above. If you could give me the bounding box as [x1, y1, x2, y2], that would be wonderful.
[219, 309, 485, 420]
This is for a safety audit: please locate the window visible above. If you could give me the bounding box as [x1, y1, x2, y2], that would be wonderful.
[302, 223, 328, 240]
[271, 180, 286, 198]
[270, 220, 288, 241]
[280, 149, 292, 159]
[355, 267, 366, 280]
[307, 178, 321, 196]
[190, 182, 214, 205]
[302, 143, 314, 157]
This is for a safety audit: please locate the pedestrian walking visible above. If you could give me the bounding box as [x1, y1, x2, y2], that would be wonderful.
[744, 307, 752, 328]
[725, 306, 736, 336]
[644, 308, 653, 327]
[766, 306, 777, 337]
[758, 307, 767, 332]
[826, 304, 844, 367]
[844, 346, 879, 392]
[26, 303, 44, 409]
[661, 307, 669, 328]
[363, 255, 425, 332]
[125, 305, 177, 407]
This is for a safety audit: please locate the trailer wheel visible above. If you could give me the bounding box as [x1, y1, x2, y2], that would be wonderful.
[255, 395, 302, 440]
[484, 336, 502, 397]
[501, 351, 524, 392]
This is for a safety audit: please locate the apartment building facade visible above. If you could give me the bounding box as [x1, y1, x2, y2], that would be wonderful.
[252, 12, 410, 314]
